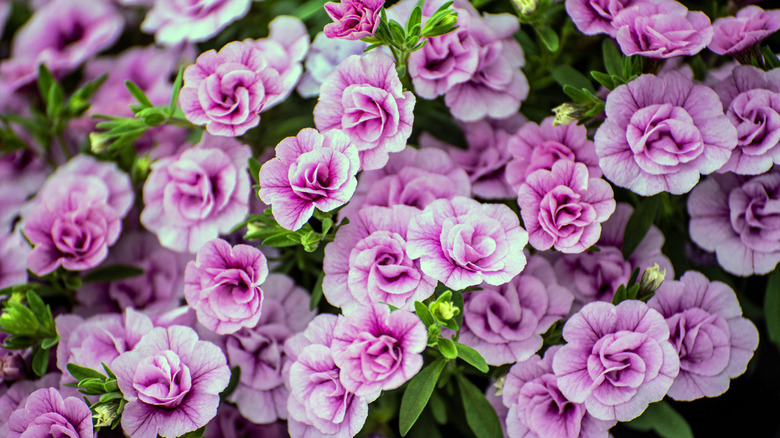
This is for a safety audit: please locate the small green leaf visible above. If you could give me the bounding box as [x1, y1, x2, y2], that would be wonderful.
[310, 271, 325, 311]
[32, 346, 49, 376]
[612, 284, 628, 305]
[41, 336, 59, 350]
[262, 232, 301, 247]
[456, 374, 503, 438]
[562, 85, 589, 102]
[762, 45, 780, 69]
[602, 40, 623, 78]
[590, 71, 615, 90]
[406, 5, 422, 33]
[37, 64, 55, 104]
[414, 301, 436, 327]
[437, 337, 458, 359]
[455, 343, 489, 373]
[622, 195, 660, 259]
[67, 363, 108, 381]
[169, 66, 185, 116]
[220, 366, 241, 399]
[125, 81, 154, 108]
[46, 81, 65, 120]
[429, 391, 448, 424]
[551, 65, 594, 93]
[399, 357, 448, 436]
[625, 400, 693, 438]
[765, 268, 780, 350]
[25, 291, 49, 325]
[536, 26, 559, 52]
[82, 265, 145, 283]
[248, 157, 262, 185]
[178, 426, 206, 438]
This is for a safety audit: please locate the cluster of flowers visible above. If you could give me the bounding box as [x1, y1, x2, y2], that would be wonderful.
[0, 0, 775, 437]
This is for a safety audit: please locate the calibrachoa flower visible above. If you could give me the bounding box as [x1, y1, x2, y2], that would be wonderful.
[226, 274, 315, 423]
[7, 388, 93, 438]
[460, 255, 574, 366]
[285, 314, 376, 437]
[324, 0, 384, 40]
[0, 374, 61, 433]
[332, 303, 427, 396]
[141, 0, 251, 45]
[259, 128, 360, 231]
[565, 0, 641, 37]
[112, 326, 231, 438]
[323, 205, 437, 313]
[407, 196, 529, 290]
[518, 160, 615, 254]
[648, 271, 759, 401]
[708, 6, 780, 56]
[184, 238, 268, 335]
[506, 116, 601, 193]
[502, 346, 616, 438]
[314, 51, 416, 170]
[205, 404, 288, 438]
[687, 171, 780, 275]
[297, 32, 366, 98]
[595, 73, 737, 196]
[552, 300, 681, 422]
[612, 1, 713, 58]
[141, 134, 251, 253]
[0, 233, 29, 289]
[180, 41, 283, 137]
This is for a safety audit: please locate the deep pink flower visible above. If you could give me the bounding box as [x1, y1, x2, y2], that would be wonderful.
[407, 196, 528, 290]
[565, 0, 644, 36]
[180, 41, 283, 137]
[141, 0, 251, 45]
[113, 326, 231, 438]
[518, 160, 615, 254]
[595, 73, 737, 195]
[648, 271, 759, 401]
[552, 300, 680, 421]
[141, 134, 251, 253]
[323, 205, 436, 313]
[709, 6, 780, 55]
[184, 238, 268, 335]
[314, 52, 416, 170]
[7, 388, 92, 438]
[460, 255, 574, 366]
[259, 128, 360, 231]
[502, 346, 616, 438]
[332, 303, 427, 396]
[324, 0, 384, 40]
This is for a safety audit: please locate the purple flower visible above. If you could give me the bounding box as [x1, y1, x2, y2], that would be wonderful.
[553, 300, 680, 421]
[0, 0, 123, 91]
[7, 387, 92, 438]
[314, 52, 416, 170]
[506, 116, 601, 193]
[648, 271, 758, 401]
[180, 41, 283, 137]
[0, 374, 61, 434]
[141, 134, 251, 253]
[113, 326, 231, 438]
[0, 150, 46, 233]
[407, 196, 529, 290]
[297, 32, 367, 98]
[0, 233, 29, 289]
[565, 0, 643, 36]
[460, 255, 574, 366]
[184, 238, 268, 335]
[518, 160, 615, 254]
[712, 65, 780, 175]
[141, 0, 251, 45]
[595, 73, 737, 195]
[324, 0, 384, 40]
[285, 314, 374, 437]
[549, 202, 674, 307]
[709, 6, 780, 55]
[225, 274, 315, 423]
[323, 205, 436, 312]
[502, 346, 616, 438]
[612, 2, 713, 58]
[687, 170, 780, 275]
[205, 404, 288, 438]
[259, 128, 360, 231]
[332, 303, 427, 396]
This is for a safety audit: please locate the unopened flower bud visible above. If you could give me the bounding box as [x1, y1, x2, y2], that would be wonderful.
[552, 102, 587, 126]
[493, 374, 506, 396]
[93, 403, 118, 428]
[638, 263, 666, 298]
[89, 132, 111, 153]
[513, 0, 538, 15]
[432, 300, 459, 321]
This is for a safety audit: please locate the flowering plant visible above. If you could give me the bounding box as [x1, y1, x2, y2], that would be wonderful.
[0, 0, 777, 437]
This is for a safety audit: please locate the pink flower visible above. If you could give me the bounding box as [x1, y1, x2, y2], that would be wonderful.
[460, 255, 574, 366]
[552, 300, 680, 421]
[7, 388, 93, 438]
[407, 196, 528, 290]
[180, 41, 283, 137]
[648, 271, 759, 401]
[184, 238, 268, 335]
[595, 73, 737, 195]
[323, 205, 436, 313]
[518, 160, 615, 254]
[565, 0, 644, 37]
[324, 0, 384, 40]
[332, 303, 427, 396]
[141, 0, 251, 45]
[297, 32, 367, 98]
[314, 52, 416, 170]
[0, 233, 29, 289]
[140, 134, 251, 253]
[708, 6, 780, 55]
[113, 326, 231, 438]
[258, 128, 360, 231]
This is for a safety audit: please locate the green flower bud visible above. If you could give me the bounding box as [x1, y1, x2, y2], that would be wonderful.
[431, 300, 459, 322]
[89, 132, 112, 153]
[552, 103, 587, 126]
[513, 0, 539, 15]
[638, 263, 666, 299]
[93, 403, 118, 428]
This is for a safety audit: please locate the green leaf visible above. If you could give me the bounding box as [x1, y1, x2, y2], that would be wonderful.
[406, 4, 423, 33]
[67, 74, 108, 115]
[399, 357, 448, 436]
[67, 363, 108, 381]
[562, 84, 589, 102]
[169, 66, 185, 116]
[551, 65, 594, 93]
[46, 80, 65, 120]
[25, 291, 49, 325]
[262, 232, 301, 247]
[437, 337, 458, 359]
[536, 26, 559, 52]
[37, 64, 55, 104]
[765, 268, 780, 350]
[455, 343, 489, 373]
[622, 195, 660, 259]
[429, 391, 448, 424]
[178, 426, 206, 438]
[612, 284, 628, 305]
[32, 346, 49, 376]
[125, 81, 154, 108]
[414, 301, 436, 327]
[220, 366, 241, 399]
[590, 71, 615, 90]
[41, 336, 59, 350]
[292, 0, 327, 20]
[82, 265, 145, 283]
[388, 19, 407, 47]
[248, 157, 262, 185]
[310, 270, 325, 311]
[625, 400, 693, 438]
[762, 45, 780, 69]
[452, 289, 464, 336]
[602, 40, 623, 78]
[456, 374, 503, 438]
